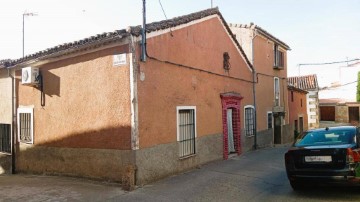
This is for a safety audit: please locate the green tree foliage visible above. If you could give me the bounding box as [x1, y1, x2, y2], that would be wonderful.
[357, 72, 360, 102]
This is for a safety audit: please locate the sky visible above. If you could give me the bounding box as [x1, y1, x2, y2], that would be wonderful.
[0, 0, 359, 77]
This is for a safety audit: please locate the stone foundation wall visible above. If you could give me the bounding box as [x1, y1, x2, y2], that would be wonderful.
[16, 144, 134, 182]
[135, 133, 222, 185]
[0, 154, 11, 174]
[242, 128, 274, 152]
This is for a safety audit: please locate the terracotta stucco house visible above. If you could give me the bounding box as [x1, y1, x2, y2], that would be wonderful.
[0, 8, 259, 185]
[229, 23, 291, 145]
[288, 84, 308, 139]
[288, 74, 319, 129]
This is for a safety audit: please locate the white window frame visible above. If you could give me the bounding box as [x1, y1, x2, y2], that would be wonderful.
[244, 105, 255, 137]
[17, 107, 34, 144]
[267, 111, 273, 129]
[176, 106, 197, 157]
[274, 77, 280, 106]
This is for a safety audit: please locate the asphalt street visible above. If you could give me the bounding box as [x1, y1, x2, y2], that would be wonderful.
[1, 145, 360, 201]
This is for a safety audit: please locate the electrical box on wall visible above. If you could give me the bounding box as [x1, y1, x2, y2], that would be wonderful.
[21, 67, 39, 86]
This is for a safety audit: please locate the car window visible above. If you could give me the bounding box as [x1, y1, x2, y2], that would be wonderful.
[295, 129, 355, 146]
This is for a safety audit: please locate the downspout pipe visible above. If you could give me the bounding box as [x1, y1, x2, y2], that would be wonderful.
[251, 30, 258, 150]
[141, 0, 147, 62]
[7, 67, 16, 173]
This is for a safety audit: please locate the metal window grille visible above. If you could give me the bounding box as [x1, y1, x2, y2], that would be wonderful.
[0, 124, 11, 153]
[19, 113, 32, 143]
[178, 109, 195, 157]
[245, 107, 254, 136]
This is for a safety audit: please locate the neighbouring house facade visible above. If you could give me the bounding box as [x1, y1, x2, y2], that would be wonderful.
[229, 23, 292, 145]
[0, 60, 13, 174]
[320, 99, 360, 125]
[0, 8, 258, 186]
[299, 61, 360, 102]
[288, 74, 319, 129]
[288, 85, 308, 140]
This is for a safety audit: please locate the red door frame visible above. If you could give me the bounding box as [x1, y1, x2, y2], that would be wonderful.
[220, 93, 243, 160]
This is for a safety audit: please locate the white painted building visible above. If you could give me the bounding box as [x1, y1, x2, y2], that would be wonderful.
[297, 61, 360, 102]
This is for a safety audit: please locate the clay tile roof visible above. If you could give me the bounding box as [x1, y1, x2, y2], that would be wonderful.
[228, 23, 290, 50]
[0, 59, 11, 68]
[4, 7, 252, 69]
[130, 7, 220, 36]
[287, 74, 319, 90]
[6, 29, 129, 67]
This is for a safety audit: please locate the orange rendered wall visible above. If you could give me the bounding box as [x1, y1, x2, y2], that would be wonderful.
[253, 35, 289, 130]
[288, 90, 308, 131]
[137, 16, 253, 149]
[17, 45, 132, 150]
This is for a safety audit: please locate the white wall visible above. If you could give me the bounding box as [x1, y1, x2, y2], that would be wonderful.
[0, 69, 12, 124]
[298, 63, 360, 102]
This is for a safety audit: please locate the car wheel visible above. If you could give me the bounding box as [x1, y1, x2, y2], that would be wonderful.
[290, 181, 304, 190]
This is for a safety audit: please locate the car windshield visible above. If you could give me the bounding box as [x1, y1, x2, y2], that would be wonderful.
[295, 129, 356, 146]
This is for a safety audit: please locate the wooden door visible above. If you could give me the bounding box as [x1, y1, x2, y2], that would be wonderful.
[320, 106, 335, 121]
[349, 107, 359, 123]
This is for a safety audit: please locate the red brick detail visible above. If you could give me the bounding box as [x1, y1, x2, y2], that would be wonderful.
[220, 93, 243, 160]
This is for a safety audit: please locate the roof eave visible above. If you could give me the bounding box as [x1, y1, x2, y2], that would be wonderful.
[255, 28, 291, 51]
[288, 85, 308, 94]
[7, 33, 130, 69]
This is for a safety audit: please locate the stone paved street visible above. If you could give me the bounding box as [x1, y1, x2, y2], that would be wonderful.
[1, 146, 360, 201]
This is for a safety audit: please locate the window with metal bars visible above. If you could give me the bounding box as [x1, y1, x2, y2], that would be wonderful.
[0, 124, 11, 153]
[244, 106, 254, 137]
[17, 108, 34, 144]
[177, 107, 196, 158]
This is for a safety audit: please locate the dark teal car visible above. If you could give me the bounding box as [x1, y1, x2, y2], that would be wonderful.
[285, 126, 360, 190]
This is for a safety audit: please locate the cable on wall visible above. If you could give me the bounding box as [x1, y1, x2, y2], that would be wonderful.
[158, 0, 173, 36]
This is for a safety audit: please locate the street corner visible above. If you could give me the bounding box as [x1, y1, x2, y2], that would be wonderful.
[0, 174, 125, 201]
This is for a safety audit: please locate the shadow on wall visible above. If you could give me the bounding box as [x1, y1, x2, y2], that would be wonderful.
[37, 125, 132, 149]
[39, 70, 60, 97]
[15, 44, 130, 100]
